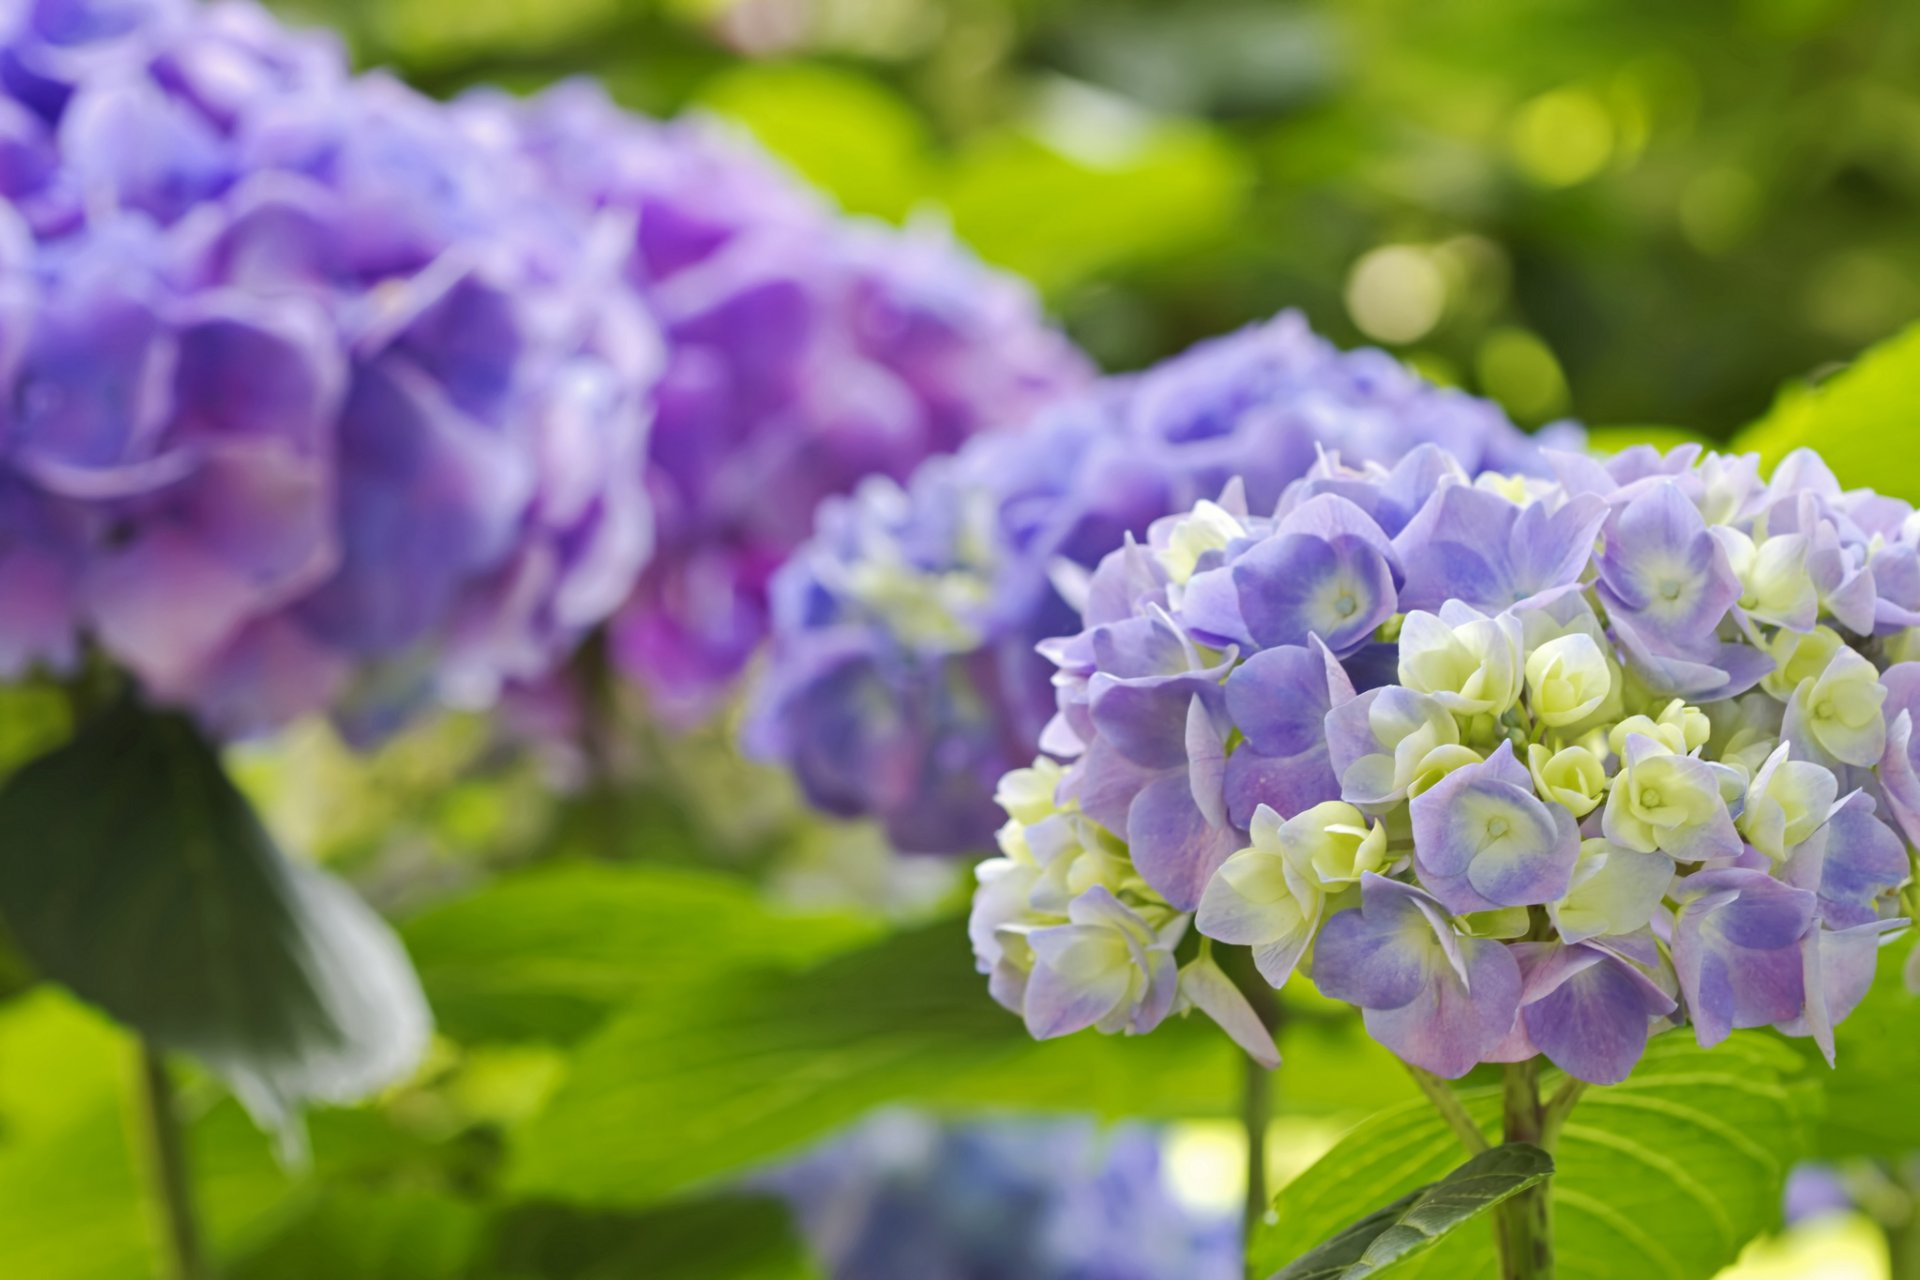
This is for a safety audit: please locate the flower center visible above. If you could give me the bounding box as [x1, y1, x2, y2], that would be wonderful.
[1814, 699, 1833, 720]
[1334, 593, 1358, 618]
[1641, 787, 1664, 809]
[1486, 817, 1510, 839]
[1659, 580, 1684, 602]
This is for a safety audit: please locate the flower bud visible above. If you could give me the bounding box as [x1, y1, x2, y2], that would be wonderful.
[1719, 528, 1818, 630]
[1525, 632, 1614, 727]
[1608, 699, 1709, 759]
[996, 757, 1065, 826]
[1527, 742, 1609, 817]
[1397, 605, 1525, 717]
[1157, 500, 1247, 585]
[1278, 800, 1390, 887]
[1738, 743, 1838, 862]
[1787, 646, 1888, 768]
[1762, 624, 1843, 700]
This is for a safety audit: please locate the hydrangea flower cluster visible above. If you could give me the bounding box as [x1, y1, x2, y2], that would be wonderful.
[975, 443, 1917, 1084]
[0, 0, 661, 739]
[759, 1111, 1237, 1280]
[461, 81, 1091, 725]
[749, 313, 1570, 853]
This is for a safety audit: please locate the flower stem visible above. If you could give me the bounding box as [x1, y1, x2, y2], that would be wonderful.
[1496, 1058, 1553, 1280]
[1242, 1047, 1271, 1274]
[1220, 945, 1284, 1275]
[136, 1041, 209, 1280]
[1402, 1063, 1488, 1155]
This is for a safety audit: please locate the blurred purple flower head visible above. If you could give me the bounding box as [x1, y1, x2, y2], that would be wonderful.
[0, 0, 662, 738]
[748, 313, 1572, 854]
[975, 441, 1917, 1082]
[759, 1110, 1238, 1280]
[462, 80, 1092, 726]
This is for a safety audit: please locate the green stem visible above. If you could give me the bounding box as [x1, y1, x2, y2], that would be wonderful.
[1241, 1047, 1271, 1274]
[1220, 946, 1285, 1275]
[136, 1041, 209, 1280]
[1496, 1059, 1552, 1280]
[1403, 1063, 1488, 1155]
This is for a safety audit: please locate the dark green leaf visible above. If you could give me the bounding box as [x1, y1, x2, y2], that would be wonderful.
[0, 701, 429, 1132]
[484, 1196, 819, 1280]
[1266, 1143, 1552, 1280]
[1251, 1034, 1813, 1280]
[401, 863, 881, 1044]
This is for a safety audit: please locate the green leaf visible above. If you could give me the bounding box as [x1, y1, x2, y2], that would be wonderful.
[0, 701, 429, 1132]
[1252, 1034, 1812, 1280]
[227, 1189, 484, 1280]
[484, 1196, 820, 1280]
[942, 123, 1248, 295]
[505, 917, 1257, 1206]
[401, 864, 881, 1044]
[697, 63, 930, 221]
[1737, 322, 1920, 499]
[1266, 1143, 1553, 1280]
[0, 987, 514, 1280]
[1804, 934, 1920, 1158]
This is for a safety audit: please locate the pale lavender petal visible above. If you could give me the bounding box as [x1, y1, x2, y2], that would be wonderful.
[1126, 772, 1243, 911]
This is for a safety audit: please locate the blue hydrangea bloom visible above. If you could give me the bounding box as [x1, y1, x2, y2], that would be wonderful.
[977, 442, 1916, 1083]
[759, 1111, 1238, 1280]
[749, 313, 1570, 854]
[462, 80, 1092, 726]
[0, 0, 662, 739]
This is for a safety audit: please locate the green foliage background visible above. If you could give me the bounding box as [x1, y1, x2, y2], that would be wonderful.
[281, 0, 1920, 436]
[4, 1, 1920, 1277]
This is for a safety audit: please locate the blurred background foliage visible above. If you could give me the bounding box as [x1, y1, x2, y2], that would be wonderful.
[6, 0, 1920, 1277]
[284, 0, 1920, 435]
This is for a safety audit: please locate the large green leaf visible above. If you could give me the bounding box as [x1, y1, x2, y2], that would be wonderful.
[505, 916, 1263, 1205]
[942, 124, 1248, 295]
[1804, 934, 1920, 1158]
[484, 1196, 820, 1280]
[401, 864, 881, 1044]
[697, 64, 930, 221]
[0, 990, 419, 1279]
[0, 701, 429, 1131]
[228, 1188, 484, 1280]
[1267, 1143, 1553, 1280]
[1736, 322, 1920, 499]
[1252, 1034, 1812, 1280]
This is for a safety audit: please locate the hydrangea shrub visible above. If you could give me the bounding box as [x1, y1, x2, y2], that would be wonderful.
[0, 0, 662, 740]
[976, 442, 1916, 1085]
[749, 313, 1576, 853]
[463, 80, 1092, 725]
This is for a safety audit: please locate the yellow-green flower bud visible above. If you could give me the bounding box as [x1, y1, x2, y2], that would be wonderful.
[1525, 632, 1615, 727]
[996, 756, 1065, 826]
[1788, 646, 1888, 767]
[1527, 741, 1609, 817]
[1762, 624, 1844, 700]
[1398, 605, 1525, 718]
[1157, 500, 1246, 585]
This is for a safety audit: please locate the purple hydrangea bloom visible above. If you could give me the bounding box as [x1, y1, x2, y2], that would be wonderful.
[0, 0, 662, 739]
[975, 441, 1916, 1081]
[750, 313, 1570, 854]
[461, 80, 1091, 727]
[759, 1110, 1239, 1280]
